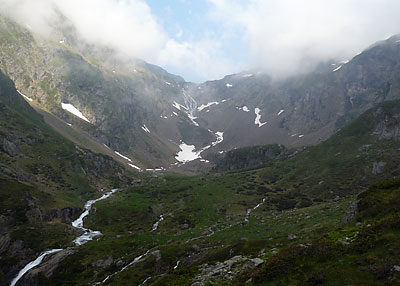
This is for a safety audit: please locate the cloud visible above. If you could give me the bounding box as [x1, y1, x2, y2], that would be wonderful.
[208, 0, 400, 77]
[1, 0, 400, 81]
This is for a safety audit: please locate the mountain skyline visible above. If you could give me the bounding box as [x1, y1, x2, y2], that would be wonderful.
[2, 0, 400, 82]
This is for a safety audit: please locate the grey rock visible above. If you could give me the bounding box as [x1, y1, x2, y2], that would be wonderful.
[250, 258, 264, 267]
[151, 250, 161, 261]
[342, 199, 359, 224]
[372, 161, 386, 175]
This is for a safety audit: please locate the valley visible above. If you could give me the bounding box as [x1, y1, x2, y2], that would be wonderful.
[0, 10, 400, 286]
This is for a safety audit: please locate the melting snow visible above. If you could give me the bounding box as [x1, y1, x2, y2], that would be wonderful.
[16, 90, 33, 102]
[298, 135, 304, 138]
[61, 103, 90, 123]
[226, 83, 233, 88]
[173, 101, 187, 110]
[128, 163, 141, 171]
[212, 132, 224, 146]
[197, 101, 219, 111]
[165, 81, 172, 86]
[175, 130, 224, 163]
[333, 65, 342, 72]
[221, 99, 229, 103]
[254, 108, 267, 127]
[237, 106, 250, 112]
[141, 124, 150, 133]
[277, 109, 284, 116]
[115, 151, 132, 162]
[188, 113, 199, 126]
[242, 74, 253, 78]
[175, 143, 201, 162]
[172, 112, 178, 116]
[66, 123, 72, 127]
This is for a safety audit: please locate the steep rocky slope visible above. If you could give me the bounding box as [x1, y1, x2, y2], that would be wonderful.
[184, 35, 400, 154]
[0, 15, 214, 170]
[0, 71, 132, 284]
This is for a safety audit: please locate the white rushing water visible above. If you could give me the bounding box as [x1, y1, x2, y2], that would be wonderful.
[101, 250, 150, 284]
[245, 198, 266, 222]
[10, 249, 62, 286]
[150, 214, 165, 232]
[72, 189, 117, 246]
[10, 189, 117, 286]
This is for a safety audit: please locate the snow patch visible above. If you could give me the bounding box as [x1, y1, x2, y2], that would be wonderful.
[59, 40, 65, 44]
[141, 124, 150, 133]
[277, 109, 284, 116]
[237, 106, 250, 112]
[188, 113, 199, 126]
[254, 108, 267, 127]
[242, 74, 253, 78]
[61, 103, 90, 123]
[226, 83, 233, 88]
[16, 90, 33, 102]
[197, 101, 219, 111]
[115, 151, 132, 162]
[172, 112, 178, 116]
[128, 163, 141, 171]
[165, 81, 172, 86]
[298, 135, 304, 138]
[333, 65, 342, 72]
[175, 143, 201, 162]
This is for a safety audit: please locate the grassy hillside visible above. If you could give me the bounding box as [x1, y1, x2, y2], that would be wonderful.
[27, 100, 400, 285]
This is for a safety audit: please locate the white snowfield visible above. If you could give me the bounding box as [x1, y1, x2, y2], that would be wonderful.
[175, 130, 224, 163]
[141, 124, 150, 133]
[254, 108, 267, 127]
[277, 109, 284, 116]
[197, 101, 219, 111]
[61, 103, 90, 123]
[16, 90, 33, 102]
[175, 143, 201, 162]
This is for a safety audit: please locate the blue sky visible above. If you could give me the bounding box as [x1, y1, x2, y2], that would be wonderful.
[144, 0, 250, 81]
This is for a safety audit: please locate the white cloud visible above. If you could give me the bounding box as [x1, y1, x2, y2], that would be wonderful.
[208, 0, 400, 77]
[1, 0, 400, 81]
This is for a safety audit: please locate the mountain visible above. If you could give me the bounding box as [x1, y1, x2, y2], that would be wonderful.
[183, 35, 400, 156]
[0, 15, 214, 170]
[12, 99, 400, 286]
[0, 70, 131, 284]
[1, 11, 400, 285]
[2, 13, 400, 173]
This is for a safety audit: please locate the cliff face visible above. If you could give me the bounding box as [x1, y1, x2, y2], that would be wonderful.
[185, 35, 400, 153]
